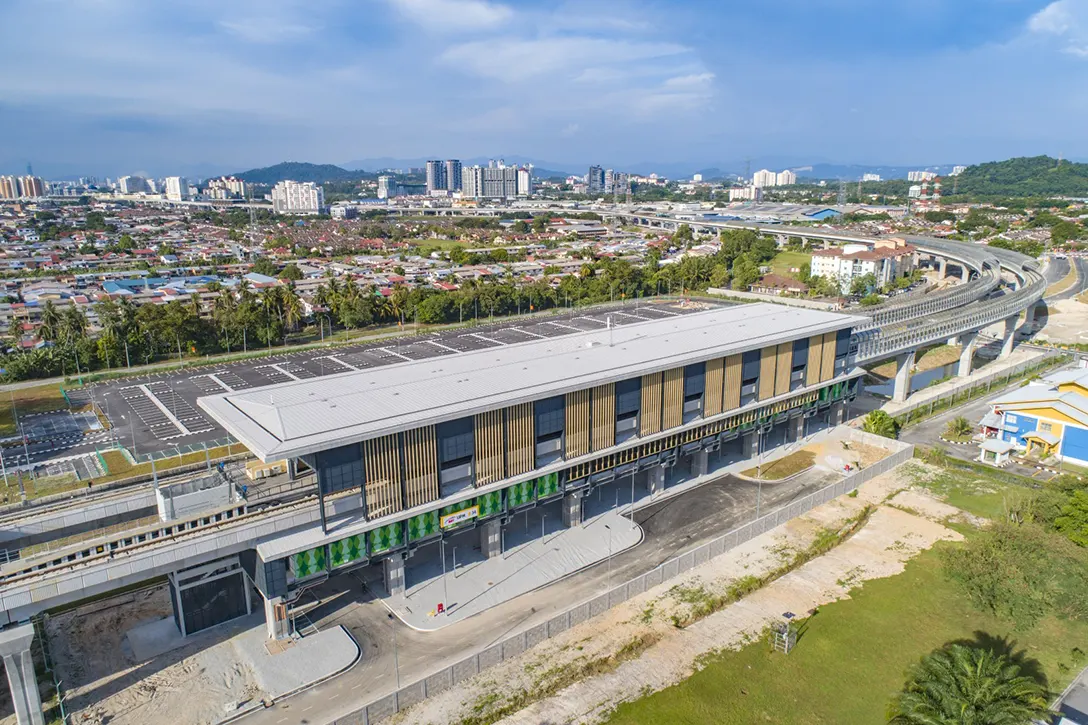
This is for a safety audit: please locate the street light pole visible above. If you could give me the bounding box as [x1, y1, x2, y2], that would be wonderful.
[440, 538, 449, 613]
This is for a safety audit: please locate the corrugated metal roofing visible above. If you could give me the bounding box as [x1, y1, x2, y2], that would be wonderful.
[199, 303, 865, 461]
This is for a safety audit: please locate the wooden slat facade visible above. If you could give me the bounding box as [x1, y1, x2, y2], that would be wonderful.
[474, 410, 505, 487]
[806, 334, 825, 387]
[821, 331, 837, 382]
[505, 403, 535, 477]
[403, 425, 439, 509]
[640, 372, 663, 436]
[662, 367, 684, 430]
[565, 389, 592, 459]
[591, 383, 615, 451]
[724, 354, 742, 412]
[774, 342, 793, 396]
[363, 433, 403, 519]
[759, 346, 778, 401]
[704, 358, 725, 417]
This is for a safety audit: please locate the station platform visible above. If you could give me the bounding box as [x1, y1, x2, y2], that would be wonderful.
[379, 510, 642, 631]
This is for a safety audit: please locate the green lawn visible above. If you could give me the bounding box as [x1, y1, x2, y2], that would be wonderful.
[605, 545, 1088, 725]
[768, 251, 812, 280]
[741, 450, 815, 480]
[0, 383, 68, 437]
[903, 459, 1028, 520]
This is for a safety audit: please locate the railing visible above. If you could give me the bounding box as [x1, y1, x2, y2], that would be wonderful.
[330, 441, 915, 725]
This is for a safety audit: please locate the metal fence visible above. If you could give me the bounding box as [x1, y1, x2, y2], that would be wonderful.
[892, 350, 1068, 427]
[330, 442, 916, 725]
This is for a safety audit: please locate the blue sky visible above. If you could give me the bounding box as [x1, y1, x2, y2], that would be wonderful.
[1, 0, 1087, 177]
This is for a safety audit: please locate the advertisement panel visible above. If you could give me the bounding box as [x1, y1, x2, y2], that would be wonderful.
[440, 504, 479, 530]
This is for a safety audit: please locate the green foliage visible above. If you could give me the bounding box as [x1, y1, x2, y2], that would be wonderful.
[886, 643, 1051, 725]
[1054, 490, 1088, 547]
[850, 272, 878, 296]
[1051, 220, 1087, 245]
[84, 211, 109, 231]
[862, 410, 900, 439]
[923, 210, 955, 223]
[941, 519, 1088, 628]
[950, 156, 1088, 198]
[946, 416, 973, 438]
[988, 238, 1043, 259]
[859, 294, 883, 306]
[250, 257, 277, 276]
[278, 263, 303, 281]
[233, 161, 371, 185]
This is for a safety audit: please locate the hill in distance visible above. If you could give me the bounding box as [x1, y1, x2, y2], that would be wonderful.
[233, 162, 373, 185]
[949, 155, 1088, 197]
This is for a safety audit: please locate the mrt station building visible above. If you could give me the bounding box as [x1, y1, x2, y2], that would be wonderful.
[199, 304, 863, 639]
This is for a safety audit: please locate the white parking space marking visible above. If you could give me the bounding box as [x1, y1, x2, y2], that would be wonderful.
[467, 333, 505, 346]
[514, 328, 546, 338]
[270, 363, 300, 381]
[208, 374, 233, 391]
[377, 347, 413, 361]
[317, 355, 358, 371]
[543, 321, 582, 332]
[426, 339, 461, 354]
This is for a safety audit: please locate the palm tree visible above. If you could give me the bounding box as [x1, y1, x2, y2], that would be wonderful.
[281, 284, 303, 335]
[888, 644, 1051, 725]
[39, 300, 60, 342]
[61, 304, 88, 344]
[945, 416, 973, 439]
[862, 410, 899, 439]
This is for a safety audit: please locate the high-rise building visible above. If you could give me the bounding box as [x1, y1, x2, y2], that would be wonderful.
[587, 165, 605, 194]
[752, 169, 777, 188]
[17, 176, 46, 198]
[445, 160, 463, 192]
[377, 176, 396, 200]
[118, 175, 148, 194]
[861, 173, 882, 182]
[907, 170, 937, 182]
[271, 180, 325, 215]
[729, 186, 762, 201]
[425, 160, 447, 193]
[775, 170, 797, 186]
[165, 176, 189, 202]
[0, 176, 19, 199]
[604, 169, 616, 194]
[950, 165, 967, 176]
[517, 167, 533, 197]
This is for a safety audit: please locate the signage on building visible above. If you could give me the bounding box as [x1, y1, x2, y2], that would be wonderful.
[440, 505, 479, 529]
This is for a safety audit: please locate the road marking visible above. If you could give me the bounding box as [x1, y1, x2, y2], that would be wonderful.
[651, 306, 681, 315]
[352, 683, 364, 690]
[544, 321, 581, 332]
[467, 333, 504, 346]
[270, 363, 300, 380]
[325, 355, 358, 371]
[613, 310, 650, 321]
[575, 316, 607, 326]
[515, 328, 546, 338]
[377, 347, 413, 361]
[207, 374, 233, 391]
[136, 385, 190, 436]
[303, 706, 312, 712]
[426, 339, 460, 353]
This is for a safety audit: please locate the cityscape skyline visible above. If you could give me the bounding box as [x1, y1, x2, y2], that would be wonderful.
[2, 0, 1086, 177]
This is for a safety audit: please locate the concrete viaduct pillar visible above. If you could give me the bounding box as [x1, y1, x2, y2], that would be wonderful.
[1001, 315, 1018, 359]
[958, 331, 979, 378]
[0, 624, 45, 725]
[892, 350, 916, 403]
[1021, 302, 1037, 336]
[961, 266, 970, 283]
[938, 258, 948, 279]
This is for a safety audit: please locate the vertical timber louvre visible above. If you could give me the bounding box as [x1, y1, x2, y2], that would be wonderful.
[759, 346, 778, 401]
[473, 410, 505, 486]
[591, 383, 615, 451]
[662, 367, 684, 429]
[774, 341, 793, 396]
[565, 389, 591, 459]
[505, 403, 535, 477]
[363, 434, 403, 519]
[640, 372, 663, 436]
[403, 426, 439, 508]
[704, 358, 725, 416]
[806, 334, 825, 387]
[821, 331, 836, 382]
[723, 354, 742, 412]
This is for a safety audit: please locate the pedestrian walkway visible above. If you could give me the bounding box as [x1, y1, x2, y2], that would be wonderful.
[381, 511, 642, 631]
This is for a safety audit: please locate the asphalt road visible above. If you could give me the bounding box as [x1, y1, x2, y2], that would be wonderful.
[239, 464, 840, 725]
[1046, 256, 1088, 302]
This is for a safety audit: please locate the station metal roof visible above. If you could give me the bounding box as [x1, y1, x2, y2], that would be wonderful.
[198, 303, 865, 461]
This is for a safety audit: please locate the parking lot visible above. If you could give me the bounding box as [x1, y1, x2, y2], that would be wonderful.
[84, 300, 720, 460]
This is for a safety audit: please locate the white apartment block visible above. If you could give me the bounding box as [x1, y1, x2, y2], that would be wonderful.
[729, 185, 762, 201]
[810, 239, 916, 293]
[752, 169, 777, 188]
[165, 176, 189, 202]
[271, 180, 325, 215]
[775, 169, 797, 186]
[907, 170, 937, 182]
[862, 173, 882, 182]
[950, 165, 967, 176]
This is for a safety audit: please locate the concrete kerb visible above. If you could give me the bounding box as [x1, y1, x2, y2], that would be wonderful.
[341, 443, 915, 725]
[214, 624, 363, 725]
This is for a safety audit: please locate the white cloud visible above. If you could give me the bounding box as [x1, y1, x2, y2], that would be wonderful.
[386, 0, 512, 31]
[1027, 0, 1088, 56]
[663, 72, 715, 89]
[441, 37, 690, 82]
[560, 123, 580, 137]
[217, 17, 318, 43]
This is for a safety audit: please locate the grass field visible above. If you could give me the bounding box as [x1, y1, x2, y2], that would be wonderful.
[97, 445, 237, 484]
[741, 450, 815, 480]
[605, 545, 1088, 725]
[0, 383, 68, 437]
[869, 344, 961, 378]
[768, 251, 812, 280]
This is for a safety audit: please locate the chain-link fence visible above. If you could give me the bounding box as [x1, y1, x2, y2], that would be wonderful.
[330, 442, 916, 725]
